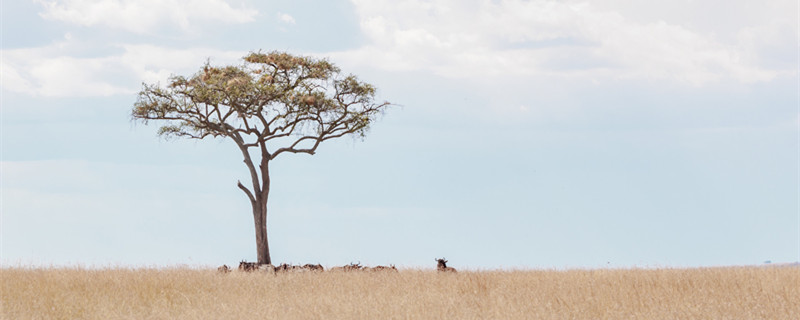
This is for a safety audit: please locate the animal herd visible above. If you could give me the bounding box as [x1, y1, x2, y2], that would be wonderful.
[218, 258, 457, 274]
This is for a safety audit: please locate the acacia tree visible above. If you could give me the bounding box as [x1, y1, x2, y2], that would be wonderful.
[132, 51, 390, 265]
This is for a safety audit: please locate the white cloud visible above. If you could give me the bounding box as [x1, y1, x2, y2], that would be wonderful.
[35, 0, 258, 34]
[1, 43, 134, 97]
[116, 44, 243, 84]
[1, 41, 244, 98]
[736, 19, 798, 70]
[332, 0, 794, 86]
[277, 12, 296, 25]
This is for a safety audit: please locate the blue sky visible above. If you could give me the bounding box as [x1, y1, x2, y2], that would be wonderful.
[1, 0, 798, 269]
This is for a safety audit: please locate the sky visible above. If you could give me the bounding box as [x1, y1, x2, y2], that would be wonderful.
[1, 0, 798, 269]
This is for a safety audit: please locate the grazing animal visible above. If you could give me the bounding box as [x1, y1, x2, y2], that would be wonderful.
[344, 262, 363, 271]
[217, 265, 231, 273]
[275, 263, 295, 272]
[436, 258, 457, 273]
[368, 265, 398, 272]
[303, 264, 324, 272]
[239, 260, 259, 272]
[332, 262, 363, 272]
[273, 263, 321, 273]
[258, 264, 275, 273]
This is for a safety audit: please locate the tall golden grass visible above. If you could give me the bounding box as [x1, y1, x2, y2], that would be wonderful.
[2, 266, 798, 319]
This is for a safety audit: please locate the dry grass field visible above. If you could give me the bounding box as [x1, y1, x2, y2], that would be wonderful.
[2, 265, 798, 319]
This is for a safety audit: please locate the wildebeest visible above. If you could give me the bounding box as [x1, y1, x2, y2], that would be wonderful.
[258, 264, 275, 273]
[239, 260, 259, 272]
[331, 262, 363, 272]
[303, 263, 324, 272]
[275, 263, 296, 272]
[272, 263, 323, 273]
[366, 265, 398, 272]
[436, 258, 456, 273]
[217, 264, 231, 273]
[344, 262, 363, 271]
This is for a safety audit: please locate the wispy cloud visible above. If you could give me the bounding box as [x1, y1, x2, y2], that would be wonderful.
[332, 0, 794, 86]
[35, 0, 258, 34]
[1, 44, 134, 97]
[277, 12, 296, 25]
[1, 42, 244, 98]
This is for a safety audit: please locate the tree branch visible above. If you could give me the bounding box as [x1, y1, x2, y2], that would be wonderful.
[237, 180, 256, 207]
[231, 131, 262, 199]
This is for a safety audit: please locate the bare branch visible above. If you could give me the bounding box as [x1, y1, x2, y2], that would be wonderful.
[237, 180, 256, 206]
[230, 131, 262, 198]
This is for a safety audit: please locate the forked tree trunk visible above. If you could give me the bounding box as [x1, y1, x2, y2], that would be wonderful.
[236, 140, 273, 265]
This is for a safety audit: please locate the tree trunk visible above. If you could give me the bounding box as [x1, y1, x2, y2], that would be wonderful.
[253, 201, 270, 265]
[253, 178, 271, 265]
[253, 159, 271, 265]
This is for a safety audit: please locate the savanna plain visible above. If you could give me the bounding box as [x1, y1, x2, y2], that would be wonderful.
[2, 266, 798, 319]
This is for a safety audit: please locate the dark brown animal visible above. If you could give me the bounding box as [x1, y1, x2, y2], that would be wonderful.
[275, 263, 295, 272]
[239, 260, 258, 272]
[436, 258, 456, 273]
[217, 264, 231, 273]
[273, 263, 321, 273]
[303, 264, 324, 272]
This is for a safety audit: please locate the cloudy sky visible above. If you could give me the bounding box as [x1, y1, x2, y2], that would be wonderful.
[2, 0, 798, 269]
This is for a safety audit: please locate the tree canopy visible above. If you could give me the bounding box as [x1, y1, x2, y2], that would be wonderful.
[133, 51, 388, 158]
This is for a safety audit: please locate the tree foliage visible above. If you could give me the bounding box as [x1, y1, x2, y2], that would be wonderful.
[133, 51, 388, 157]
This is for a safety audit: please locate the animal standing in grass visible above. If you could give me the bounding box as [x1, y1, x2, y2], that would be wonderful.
[238, 261, 258, 272]
[331, 262, 364, 272]
[217, 265, 231, 273]
[303, 264, 324, 272]
[367, 265, 398, 272]
[436, 258, 457, 273]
